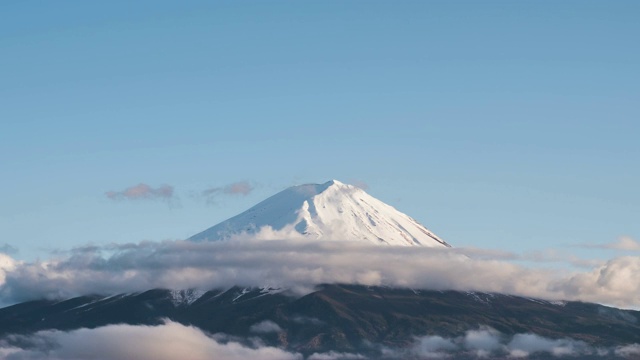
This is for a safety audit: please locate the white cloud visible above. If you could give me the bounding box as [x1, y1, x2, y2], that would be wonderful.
[0, 253, 17, 285]
[560, 256, 640, 306]
[378, 328, 601, 359]
[0, 239, 639, 308]
[463, 327, 503, 358]
[411, 335, 457, 358]
[249, 320, 283, 334]
[506, 333, 589, 358]
[0, 320, 301, 360]
[615, 343, 640, 357]
[307, 351, 366, 360]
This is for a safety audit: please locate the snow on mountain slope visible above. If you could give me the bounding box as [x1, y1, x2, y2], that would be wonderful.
[169, 289, 206, 307]
[190, 180, 450, 247]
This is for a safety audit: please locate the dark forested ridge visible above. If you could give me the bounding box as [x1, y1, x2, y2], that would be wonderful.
[1, 285, 639, 358]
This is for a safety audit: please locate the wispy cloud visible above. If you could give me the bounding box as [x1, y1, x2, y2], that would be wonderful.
[581, 236, 640, 251]
[249, 320, 283, 334]
[521, 249, 605, 268]
[224, 181, 253, 195]
[201, 181, 254, 204]
[105, 183, 175, 201]
[1, 235, 640, 307]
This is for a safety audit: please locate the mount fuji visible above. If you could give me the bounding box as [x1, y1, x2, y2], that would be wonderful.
[190, 180, 450, 247]
[3, 181, 640, 359]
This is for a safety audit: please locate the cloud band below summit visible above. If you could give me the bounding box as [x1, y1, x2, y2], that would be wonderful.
[1, 238, 639, 308]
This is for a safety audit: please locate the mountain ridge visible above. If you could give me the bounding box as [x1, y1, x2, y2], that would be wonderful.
[1, 285, 638, 358]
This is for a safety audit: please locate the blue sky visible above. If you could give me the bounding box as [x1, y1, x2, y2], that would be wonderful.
[1, 1, 639, 261]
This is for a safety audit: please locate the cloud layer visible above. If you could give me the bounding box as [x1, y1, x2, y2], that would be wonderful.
[392, 327, 636, 359]
[1, 323, 638, 359]
[0, 321, 300, 360]
[1, 237, 639, 308]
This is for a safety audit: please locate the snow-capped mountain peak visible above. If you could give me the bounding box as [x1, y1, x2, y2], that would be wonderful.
[189, 180, 450, 247]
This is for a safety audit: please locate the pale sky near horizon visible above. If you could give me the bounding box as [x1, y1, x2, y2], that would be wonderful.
[1, 1, 639, 262]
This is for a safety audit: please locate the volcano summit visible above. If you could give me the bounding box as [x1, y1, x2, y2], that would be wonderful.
[190, 180, 450, 247]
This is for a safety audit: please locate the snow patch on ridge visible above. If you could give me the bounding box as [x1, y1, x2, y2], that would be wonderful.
[169, 289, 206, 306]
[231, 287, 284, 303]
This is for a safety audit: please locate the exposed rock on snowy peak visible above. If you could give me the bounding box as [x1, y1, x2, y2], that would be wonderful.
[189, 180, 450, 247]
